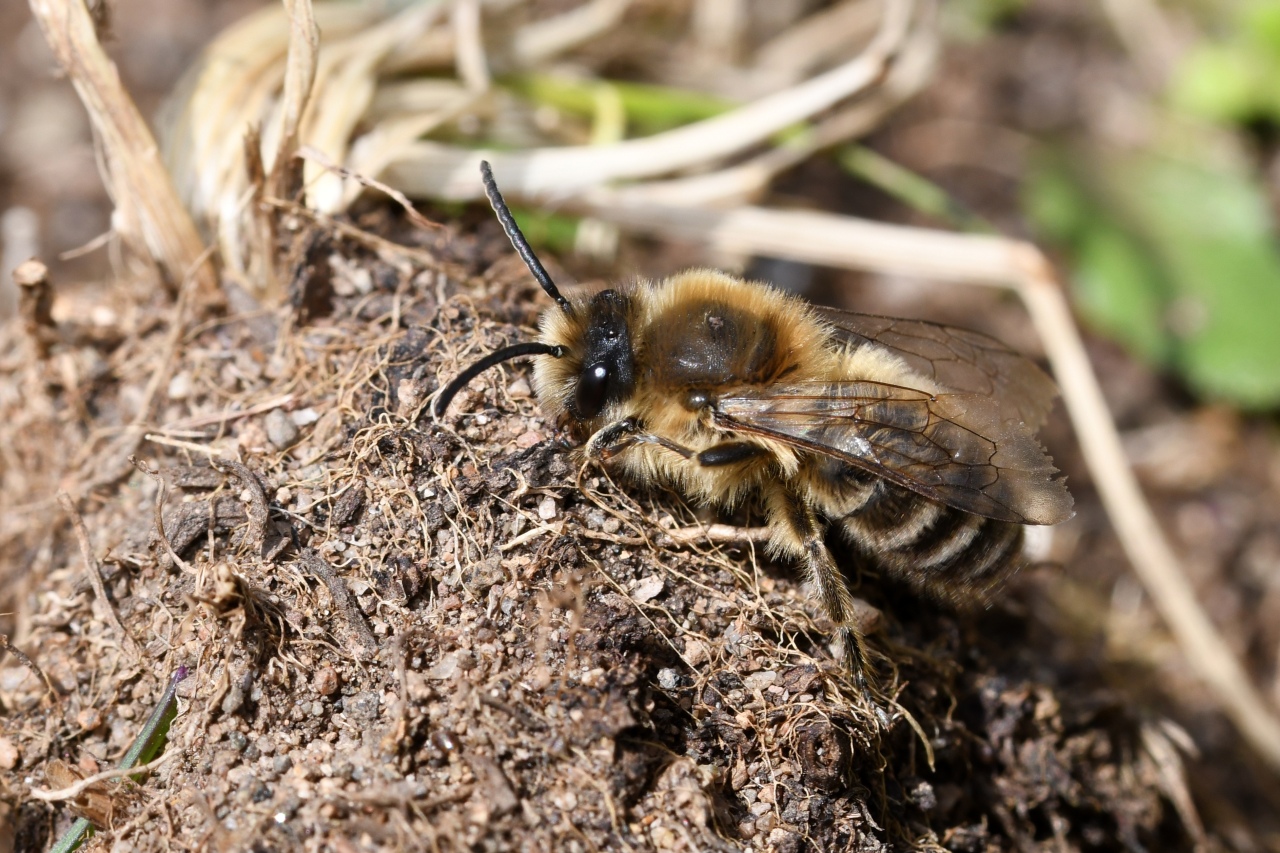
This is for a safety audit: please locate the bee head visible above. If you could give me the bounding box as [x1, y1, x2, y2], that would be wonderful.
[560, 285, 640, 417]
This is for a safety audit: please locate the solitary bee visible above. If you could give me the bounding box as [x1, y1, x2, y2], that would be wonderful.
[435, 162, 1073, 692]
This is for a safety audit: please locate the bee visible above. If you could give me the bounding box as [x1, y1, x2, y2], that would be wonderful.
[435, 161, 1073, 693]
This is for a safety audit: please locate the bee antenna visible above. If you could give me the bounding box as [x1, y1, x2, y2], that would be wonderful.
[479, 160, 574, 315]
[434, 341, 566, 418]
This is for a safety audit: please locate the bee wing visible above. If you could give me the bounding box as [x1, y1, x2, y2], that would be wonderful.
[812, 309, 1060, 429]
[714, 381, 1073, 525]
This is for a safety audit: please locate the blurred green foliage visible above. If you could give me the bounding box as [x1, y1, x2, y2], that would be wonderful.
[1028, 150, 1280, 409]
[1024, 2, 1280, 410]
[1172, 1, 1280, 122]
[943, 0, 1029, 39]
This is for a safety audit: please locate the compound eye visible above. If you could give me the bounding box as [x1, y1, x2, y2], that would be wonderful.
[575, 364, 608, 418]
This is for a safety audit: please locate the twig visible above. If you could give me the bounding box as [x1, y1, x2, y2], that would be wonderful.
[295, 148, 440, 233]
[30, 752, 179, 803]
[157, 393, 295, 432]
[298, 548, 378, 659]
[133, 458, 195, 575]
[212, 460, 270, 555]
[663, 524, 772, 546]
[0, 634, 57, 699]
[142, 434, 227, 456]
[261, 196, 447, 270]
[57, 492, 142, 659]
[26, 0, 220, 306]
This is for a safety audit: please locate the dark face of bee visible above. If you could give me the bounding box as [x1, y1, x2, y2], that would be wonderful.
[572, 289, 636, 419]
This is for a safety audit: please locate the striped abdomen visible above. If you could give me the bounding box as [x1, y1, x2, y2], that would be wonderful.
[816, 465, 1024, 605]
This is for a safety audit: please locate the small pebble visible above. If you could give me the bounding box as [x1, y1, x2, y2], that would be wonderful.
[657, 668, 680, 690]
[631, 575, 664, 603]
[426, 652, 459, 680]
[265, 408, 299, 449]
[767, 827, 792, 846]
[0, 736, 18, 770]
[683, 639, 710, 667]
[313, 666, 340, 697]
[75, 707, 102, 731]
[167, 372, 193, 400]
[537, 496, 557, 520]
[743, 670, 778, 691]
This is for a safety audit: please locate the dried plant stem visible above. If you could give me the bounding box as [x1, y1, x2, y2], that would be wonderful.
[567, 194, 1280, 770]
[1009, 252, 1280, 770]
[58, 492, 141, 659]
[0, 634, 57, 699]
[383, 0, 916, 199]
[134, 459, 196, 576]
[510, 0, 635, 66]
[664, 524, 772, 546]
[26, 0, 220, 306]
[298, 548, 378, 659]
[31, 752, 178, 804]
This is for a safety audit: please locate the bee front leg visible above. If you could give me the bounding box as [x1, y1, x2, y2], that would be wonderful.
[586, 419, 696, 462]
[766, 486, 888, 726]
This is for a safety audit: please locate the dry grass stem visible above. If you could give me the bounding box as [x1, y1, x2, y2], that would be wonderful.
[510, 0, 635, 66]
[26, 0, 219, 306]
[664, 524, 773, 546]
[0, 634, 57, 700]
[384, 1, 918, 199]
[297, 146, 440, 233]
[28, 752, 179, 803]
[57, 491, 142, 659]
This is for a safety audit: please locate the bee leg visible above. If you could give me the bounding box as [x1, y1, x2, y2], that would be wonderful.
[695, 442, 768, 467]
[768, 487, 890, 727]
[586, 419, 697, 462]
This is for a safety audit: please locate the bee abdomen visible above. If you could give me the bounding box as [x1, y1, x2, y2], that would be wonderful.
[836, 480, 1024, 605]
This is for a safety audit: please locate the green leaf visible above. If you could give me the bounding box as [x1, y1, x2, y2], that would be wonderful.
[506, 74, 734, 137]
[1107, 153, 1280, 408]
[1027, 149, 1280, 409]
[1170, 45, 1259, 122]
[1025, 160, 1172, 364]
[1242, 2, 1280, 57]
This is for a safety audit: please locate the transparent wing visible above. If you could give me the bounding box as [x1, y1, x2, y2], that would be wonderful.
[813, 308, 1059, 429]
[715, 381, 1073, 525]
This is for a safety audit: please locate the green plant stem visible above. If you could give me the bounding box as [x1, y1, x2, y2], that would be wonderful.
[838, 145, 994, 233]
[48, 667, 189, 853]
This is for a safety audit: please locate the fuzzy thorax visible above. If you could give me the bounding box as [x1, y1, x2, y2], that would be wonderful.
[529, 270, 928, 508]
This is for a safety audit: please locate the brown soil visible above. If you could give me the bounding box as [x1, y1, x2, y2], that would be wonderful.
[0, 198, 1221, 851]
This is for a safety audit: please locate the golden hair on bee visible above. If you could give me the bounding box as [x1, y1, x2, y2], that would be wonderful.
[435, 161, 1073, 700]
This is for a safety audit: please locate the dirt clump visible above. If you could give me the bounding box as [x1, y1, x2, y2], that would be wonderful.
[0, 218, 1199, 851]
